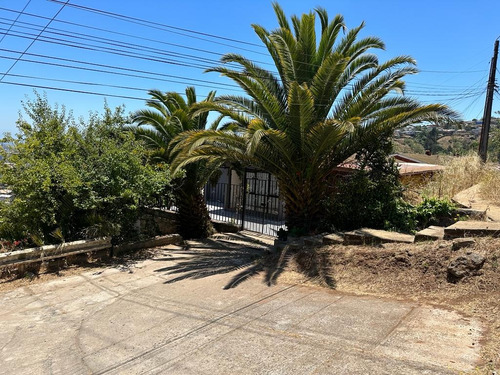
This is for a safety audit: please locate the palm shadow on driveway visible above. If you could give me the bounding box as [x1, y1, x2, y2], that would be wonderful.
[153, 236, 335, 289]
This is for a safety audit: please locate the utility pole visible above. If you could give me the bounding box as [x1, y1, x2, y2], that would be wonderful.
[478, 39, 499, 162]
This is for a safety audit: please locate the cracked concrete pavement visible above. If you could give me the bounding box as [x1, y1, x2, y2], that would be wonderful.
[0, 240, 483, 374]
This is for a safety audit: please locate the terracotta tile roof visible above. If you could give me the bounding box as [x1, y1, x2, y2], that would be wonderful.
[392, 153, 445, 165]
[397, 162, 444, 176]
[335, 157, 443, 176]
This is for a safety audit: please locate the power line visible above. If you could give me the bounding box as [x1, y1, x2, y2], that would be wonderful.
[0, 17, 251, 70]
[0, 24, 486, 98]
[4, 16, 487, 85]
[0, 0, 31, 44]
[0, 71, 242, 94]
[0, 80, 194, 102]
[418, 69, 486, 74]
[0, 4, 489, 116]
[0, 28, 215, 71]
[48, 0, 268, 56]
[0, 7, 488, 83]
[0, 7, 270, 65]
[0, 49, 482, 101]
[46, 2, 489, 76]
[0, 0, 68, 82]
[0, 49, 242, 90]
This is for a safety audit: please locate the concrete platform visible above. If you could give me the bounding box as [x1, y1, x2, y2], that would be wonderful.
[0, 240, 482, 374]
[322, 233, 344, 245]
[344, 228, 414, 245]
[444, 220, 500, 239]
[414, 226, 445, 242]
[453, 184, 500, 221]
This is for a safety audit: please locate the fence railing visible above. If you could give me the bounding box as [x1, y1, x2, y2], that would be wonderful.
[204, 182, 242, 225]
[140, 178, 287, 237]
[204, 180, 286, 236]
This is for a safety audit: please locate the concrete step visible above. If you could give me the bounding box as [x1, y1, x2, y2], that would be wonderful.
[444, 221, 500, 239]
[322, 233, 344, 245]
[344, 228, 414, 245]
[414, 226, 445, 242]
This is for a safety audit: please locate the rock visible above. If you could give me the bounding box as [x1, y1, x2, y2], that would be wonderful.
[344, 228, 414, 245]
[394, 253, 411, 266]
[322, 233, 344, 245]
[212, 220, 240, 233]
[273, 239, 288, 252]
[453, 208, 488, 221]
[303, 235, 324, 247]
[288, 239, 305, 251]
[447, 252, 486, 281]
[451, 238, 476, 251]
[414, 226, 445, 242]
[444, 221, 500, 240]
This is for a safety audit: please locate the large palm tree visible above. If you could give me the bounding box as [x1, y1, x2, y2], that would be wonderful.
[173, 4, 456, 233]
[132, 87, 221, 238]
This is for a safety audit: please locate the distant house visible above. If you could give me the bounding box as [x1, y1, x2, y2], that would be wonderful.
[0, 188, 12, 203]
[335, 153, 444, 186]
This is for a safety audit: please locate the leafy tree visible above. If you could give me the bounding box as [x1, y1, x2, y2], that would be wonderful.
[132, 87, 221, 239]
[415, 126, 443, 154]
[322, 139, 415, 232]
[173, 4, 456, 233]
[0, 93, 172, 244]
[489, 127, 500, 162]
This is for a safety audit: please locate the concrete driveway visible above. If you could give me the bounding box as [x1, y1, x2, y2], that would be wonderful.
[0, 238, 482, 374]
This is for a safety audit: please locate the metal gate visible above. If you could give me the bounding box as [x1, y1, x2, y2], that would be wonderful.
[204, 168, 286, 236]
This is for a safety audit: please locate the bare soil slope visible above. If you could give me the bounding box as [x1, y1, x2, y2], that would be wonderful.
[282, 238, 500, 374]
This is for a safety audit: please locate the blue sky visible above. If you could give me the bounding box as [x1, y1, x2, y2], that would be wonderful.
[0, 0, 499, 135]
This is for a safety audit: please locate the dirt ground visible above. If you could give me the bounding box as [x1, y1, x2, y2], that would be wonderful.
[1, 238, 499, 374]
[0, 248, 157, 293]
[281, 238, 500, 374]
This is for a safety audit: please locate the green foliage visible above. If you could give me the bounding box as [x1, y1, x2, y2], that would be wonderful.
[321, 137, 456, 233]
[0, 92, 172, 245]
[173, 4, 456, 233]
[322, 140, 416, 233]
[413, 197, 456, 228]
[490, 127, 500, 162]
[132, 87, 221, 239]
[401, 138, 425, 154]
[414, 127, 443, 154]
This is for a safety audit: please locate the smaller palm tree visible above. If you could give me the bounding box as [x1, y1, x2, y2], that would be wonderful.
[132, 87, 221, 239]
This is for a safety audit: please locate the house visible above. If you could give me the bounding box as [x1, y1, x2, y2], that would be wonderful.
[335, 153, 444, 186]
[0, 188, 12, 203]
[207, 152, 444, 216]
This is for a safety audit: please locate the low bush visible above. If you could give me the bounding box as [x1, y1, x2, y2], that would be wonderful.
[0, 93, 173, 245]
[413, 197, 456, 228]
[321, 140, 457, 233]
[321, 140, 416, 233]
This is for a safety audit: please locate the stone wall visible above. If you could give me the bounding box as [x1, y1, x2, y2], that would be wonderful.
[137, 208, 178, 236]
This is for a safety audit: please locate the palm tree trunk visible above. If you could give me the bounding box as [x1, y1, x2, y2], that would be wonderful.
[175, 189, 214, 239]
[281, 178, 324, 234]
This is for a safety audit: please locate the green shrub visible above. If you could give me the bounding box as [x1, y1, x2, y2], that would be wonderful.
[413, 197, 456, 228]
[0, 93, 173, 245]
[320, 137, 456, 233]
[321, 139, 415, 233]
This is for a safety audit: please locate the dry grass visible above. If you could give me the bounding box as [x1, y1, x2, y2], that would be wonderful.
[280, 239, 500, 374]
[480, 165, 500, 205]
[420, 154, 486, 199]
[415, 154, 500, 208]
